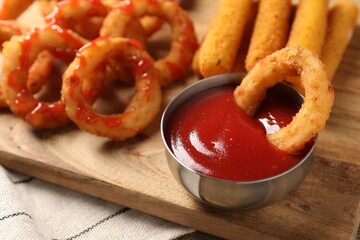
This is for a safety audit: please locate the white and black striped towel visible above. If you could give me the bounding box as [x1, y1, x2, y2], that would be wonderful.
[0, 166, 197, 240]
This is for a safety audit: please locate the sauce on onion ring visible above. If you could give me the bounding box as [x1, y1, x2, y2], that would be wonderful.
[62, 37, 162, 141]
[100, 0, 198, 85]
[1, 25, 87, 128]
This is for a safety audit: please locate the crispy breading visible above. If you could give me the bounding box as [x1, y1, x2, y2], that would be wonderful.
[199, 0, 252, 77]
[321, 0, 359, 80]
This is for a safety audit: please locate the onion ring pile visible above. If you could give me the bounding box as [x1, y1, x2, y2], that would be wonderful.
[44, 0, 163, 43]
[62, 37, 162, 141]
[44, 0, 147, 43]
[234, 46, 334, 153]
[101, 0, 198, 85]
[1, 25, 86, 128]
[0, 0, 197, 141]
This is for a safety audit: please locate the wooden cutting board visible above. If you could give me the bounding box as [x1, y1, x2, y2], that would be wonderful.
[0, 1, 359, 239]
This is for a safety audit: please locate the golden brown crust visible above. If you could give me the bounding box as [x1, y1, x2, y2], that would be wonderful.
[231, 0, 259, 73]
[101, 0, 198, 85]
[61, 37, 162, 141]
[198, 0, 253, 77]
[27, 50, 54, 94]
[0, 0, 34, 20]
[286, 0, 329, 55]
[1, 26, 85, 128]
[245, 0, 291, 71]
[321, 0, 359, 80]
[234, 46, 334, 153]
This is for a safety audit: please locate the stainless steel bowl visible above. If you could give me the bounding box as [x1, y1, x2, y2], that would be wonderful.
[160, 73, 316, 210]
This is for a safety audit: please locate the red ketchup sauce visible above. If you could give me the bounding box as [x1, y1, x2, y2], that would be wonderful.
[165, 85, 312, 181]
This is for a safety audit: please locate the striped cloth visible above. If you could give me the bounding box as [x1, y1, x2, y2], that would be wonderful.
[1, 165, 359, 239]
[0, 166, 198, 240]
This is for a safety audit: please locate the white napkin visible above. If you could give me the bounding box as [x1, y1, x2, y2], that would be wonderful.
[0, 166, 193, 240]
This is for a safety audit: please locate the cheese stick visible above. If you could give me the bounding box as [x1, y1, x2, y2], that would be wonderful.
[231, 0, 258, 73]
[321, 0, 359, 80]
[199, 0, 252, 77]
[245, 0, 291, 71]
[286, 0, 329, 55]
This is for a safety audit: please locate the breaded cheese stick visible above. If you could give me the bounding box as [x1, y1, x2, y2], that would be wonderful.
[231, 0, 258, 73]
[245, 0, 291, 71]
[199, 0, 252, 77]
[0, 0, 34, 20]
[286, 0, 329, 55]
[321, 0, 359, 81]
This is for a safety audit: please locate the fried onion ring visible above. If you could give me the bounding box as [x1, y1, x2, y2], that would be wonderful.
[0, 21, 57, 107]
[38, 0, 125, 16]
[0, 88, 8, 109]
[0, 20, 28, 108]
[62, 37, 162, 141]
[1, 25, 86, 128]
[100, 0, 198, 85]
[0, 0, 34, 20]
[102, 0, 164, 36]
[45, 0, 148, 44]
[27, 50, 54, 94]
[234, 46, 334, 153]
[0, 20, 27, 44]
[44, 0, 109, 40]
[38, 0, 59, 16]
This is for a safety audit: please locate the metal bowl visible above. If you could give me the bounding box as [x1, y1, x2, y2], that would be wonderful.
[160, 73, 316, 210]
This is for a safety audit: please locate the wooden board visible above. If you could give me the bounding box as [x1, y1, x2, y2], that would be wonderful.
[0, 1, 360, 239]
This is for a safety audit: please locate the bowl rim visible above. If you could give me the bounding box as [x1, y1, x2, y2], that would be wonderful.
[160, 72, 317, 185]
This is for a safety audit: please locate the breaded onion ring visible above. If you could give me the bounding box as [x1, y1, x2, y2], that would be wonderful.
[100, 0, 198, 85]
[102, 0, 165, 37]
[27, 50, 54, 94]
[44, 0, 110, 40]
[0, 20, 27, 44]
[234, 46, 334, 153]
[0, 20, 28, 108]
[38, 0, 60, 16]
[1, 25, 86, 128]
[62, 37, 162, 141]
[40, 0, 143, 16]
[0, 88, 8, 109]
[0, 0, 34, 20]
[45, 0, 148, 44]
[38, 0, 122, 17]
[0, 21, 55, 106]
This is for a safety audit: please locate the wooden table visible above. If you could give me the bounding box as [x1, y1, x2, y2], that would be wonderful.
[0, 1, 359, 239]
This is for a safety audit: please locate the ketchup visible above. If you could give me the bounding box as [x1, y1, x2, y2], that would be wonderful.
[165, 85, 312, 181]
